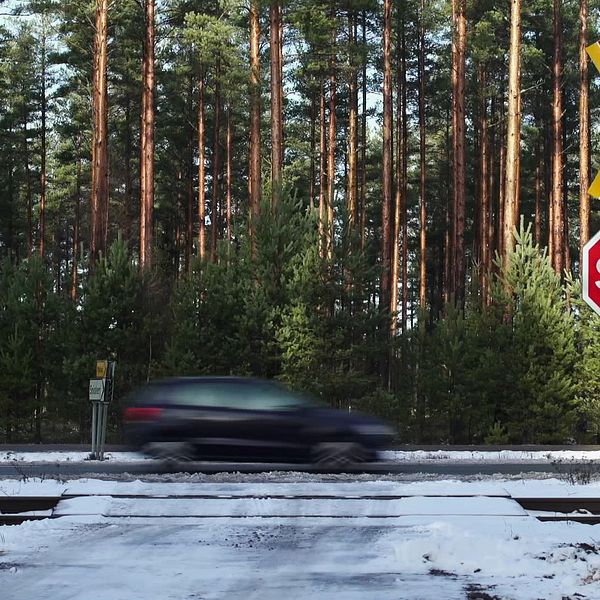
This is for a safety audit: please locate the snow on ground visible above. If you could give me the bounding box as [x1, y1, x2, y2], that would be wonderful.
[3, 448, 600, 463]
[381, 449, 600, 463]
[0, 451, 150, 463]
[1, 478, 600, 599]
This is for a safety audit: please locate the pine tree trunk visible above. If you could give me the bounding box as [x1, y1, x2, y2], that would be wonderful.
[535, 141, 542, 246]
[381, 0, 393, 314]
[391, 6, 403, 336]
[198, 73, 206, 260]
[347, 9, 358, 232]
[579, 0, 590, 257]
[497, 98, 506, 261]
[309, 91, 316, 212]
[503, 0, 522, 263]
[326, 76, 336, 261]
[71, 153, 81, 302]
[451, 0, 467, 306]
[443, 104, 451, 305]
[140, 0, 155, 270]
[125, 97, 134, 250]
[326, 13, 337, 261]
[226, 105, 233, 243]
[418, 0, 427, 310]
[360, 10, 367, 251]
[211, 61, 221, 262]
[91, 0, 109, 266]
[318, 81, 327, 257]
[249, 0, 261, 251]
[186, 74, 194, 272]
[270, 0, 283, 207]
[479, 69, 490, 304]
[39, 21, 47, 260]
[401, 23, 408, 332]
[488, 95, 497, 260]
[551, 0, 564, 275]
[23, 118, 33, 258]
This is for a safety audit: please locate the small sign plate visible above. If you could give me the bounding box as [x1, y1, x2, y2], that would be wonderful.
[89, 378, 106, 402]
[96, 360, 108, 379]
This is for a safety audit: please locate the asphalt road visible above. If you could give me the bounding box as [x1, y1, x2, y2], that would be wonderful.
[1, 444, 597, 478]
[0, 460, 578, 478]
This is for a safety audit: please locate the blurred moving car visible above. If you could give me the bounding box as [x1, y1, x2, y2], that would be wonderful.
[123, 377, 395, 465]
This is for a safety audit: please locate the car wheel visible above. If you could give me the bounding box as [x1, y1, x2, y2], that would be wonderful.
[148, 442, 195, 464]
[311, 441, 366, 468]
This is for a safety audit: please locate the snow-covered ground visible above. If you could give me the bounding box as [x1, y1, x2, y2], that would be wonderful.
[2, 448, 600, 463]
[0, 451, 150, 463]
[1, 477, 600, 599]
[382, 449, 600, 463]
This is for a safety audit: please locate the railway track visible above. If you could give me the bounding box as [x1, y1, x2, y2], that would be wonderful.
[3, 493, 600, 526]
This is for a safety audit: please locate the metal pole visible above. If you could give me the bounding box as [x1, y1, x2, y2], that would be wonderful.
[91, 401, 98, 459]
[99, 403, 109, 460]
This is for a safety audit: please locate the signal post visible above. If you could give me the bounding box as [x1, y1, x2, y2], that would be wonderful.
[89, 359, 116, 460]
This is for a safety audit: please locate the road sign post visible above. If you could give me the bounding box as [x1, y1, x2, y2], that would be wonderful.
[582, 230, 600, 316]
[89, 360, 116, 460]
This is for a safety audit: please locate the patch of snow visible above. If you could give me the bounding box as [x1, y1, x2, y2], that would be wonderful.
[382, 449, 600, 463]
[1, 478, 600, 599]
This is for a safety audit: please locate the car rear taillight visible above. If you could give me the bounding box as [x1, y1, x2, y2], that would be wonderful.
[124, 407, 163, 422]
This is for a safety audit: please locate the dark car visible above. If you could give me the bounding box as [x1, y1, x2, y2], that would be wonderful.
[123, 377, 394, 465]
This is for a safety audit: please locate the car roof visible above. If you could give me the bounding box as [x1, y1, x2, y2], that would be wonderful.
[147, 376, 276, 387]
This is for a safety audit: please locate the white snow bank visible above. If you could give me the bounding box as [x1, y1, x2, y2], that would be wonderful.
[2, 448, 600, 464]
[0, 451, 149, 463]
[382, 449, 600, 463]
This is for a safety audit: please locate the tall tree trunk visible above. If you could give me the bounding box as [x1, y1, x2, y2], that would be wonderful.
[497, 91, 506, 261]
[226, 105, 233, 242]
[503, 0, 522, 263]
[186, 74, 194, 272]
[39, 20, 47, 260]
[309, 91, 316, 212]
[124, 97, 134, 250]
[360, 10, 367, 251]
[270, 0, 283, 207]
[198, 73, 206, 260]
[91, 0, 109, 266]
[479, 69, 490, 304]
[551, 0, 564, 275]
[391, 6, 403, 336]
[139, 0, 155, 270]
[347, 9, 359, 232]
[418, 0, 427, 310]
[326, 77, 336, 261]
[451, 0, 467, 306]
[23, 118, 33, 257]
[401, 23, 408, 332]
[71, 153, 82, 302]
[319, 81, 327, 257]
[249, 0, 261, 250]
[326, 12, 337, 261]
[381, 0, 393, 314]
[211, 61, 221, 262]
[535, 140, 543, 246]
[443, 103, 451, 305]
[579, 0, 590, 258]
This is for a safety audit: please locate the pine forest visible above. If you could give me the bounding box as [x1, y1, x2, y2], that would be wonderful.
[1, 0, 600, 445]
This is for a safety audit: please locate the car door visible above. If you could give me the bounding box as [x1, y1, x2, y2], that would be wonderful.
[234, 382, 310, 461]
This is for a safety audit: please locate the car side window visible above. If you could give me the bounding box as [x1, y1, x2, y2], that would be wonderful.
[165, 383, 219, 407]
[161, 381, 311, 410]
[240, 384, 308, 411]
